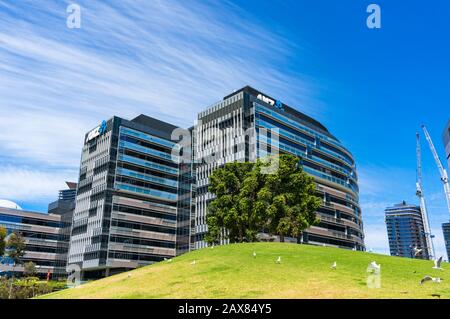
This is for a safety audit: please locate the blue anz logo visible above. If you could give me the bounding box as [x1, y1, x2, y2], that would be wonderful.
[99, 120, 107, 135]
[275, 100, 283, 110]
[86, 120, 108, 142]
[257, 93, 284, 111]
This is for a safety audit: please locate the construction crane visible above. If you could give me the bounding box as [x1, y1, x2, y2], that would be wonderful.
[421, 125, 450, 216]
[416, 132, 435, 259]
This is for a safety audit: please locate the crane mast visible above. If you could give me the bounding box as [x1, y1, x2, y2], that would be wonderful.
[416, 132, 435, 259]
[421, 125, 450, 216]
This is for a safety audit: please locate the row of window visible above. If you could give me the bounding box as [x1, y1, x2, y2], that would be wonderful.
[108, 251, 170, 262]
[119, 127, 177, 150]
[111, 219, 176, 234]
[255, 104, 354, 165]
[116, 167, 178, 188]
[113, 204, 176, 221]
[0, 214, 61, 228]
[109, 235, 175, 248]
[118, 153, 178, 175]
[116, 182, 178, 202]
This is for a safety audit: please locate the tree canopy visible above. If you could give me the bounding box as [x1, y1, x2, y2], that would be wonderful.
[205, 154, 321, 244]
[261, 154, 321, 242]
[6, 232, 26, 265]
[23, 261, 37, 277]
[205, 162, 259, 243]
[0, 226, 7, 257]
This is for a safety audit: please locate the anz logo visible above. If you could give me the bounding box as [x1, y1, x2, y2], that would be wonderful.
[86, 120, 108, 143]
[99, 120, 107, 134]
[275, 100, 283, 110]
[257, 93, 284, 111]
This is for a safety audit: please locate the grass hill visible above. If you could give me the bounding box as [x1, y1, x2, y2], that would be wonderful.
[40, 242, 449, 299]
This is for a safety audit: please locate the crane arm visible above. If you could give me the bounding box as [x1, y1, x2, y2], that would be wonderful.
[421, 125, 450, 217]
[422, 125, 447, 180]
[416, 132, 435, 259]
[416, 132, 422, 191]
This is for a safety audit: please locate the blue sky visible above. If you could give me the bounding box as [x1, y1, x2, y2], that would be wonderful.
[0, 0, 449, 257]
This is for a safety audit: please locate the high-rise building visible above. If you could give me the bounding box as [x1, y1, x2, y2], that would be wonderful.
[48, 182, 77, 278]
[176, 127, 196, 255]
[67, 115, 192, 279]
[443, 119, 450, 170]
[385, 201, 429, 259]
[194, 86, 364, 250]
[48, 182, 77, 216]
[442, 120, 450, 261]
[442, 222, 450, 261]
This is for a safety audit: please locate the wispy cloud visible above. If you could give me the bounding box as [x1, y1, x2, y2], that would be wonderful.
[0, 0, 322, 206]
[358, 163, 450, 256]
[0, 165, 75, 202]
[363, 223, 448, 260]
[358, 164, 416, 199]
[363, 224, 389, 254]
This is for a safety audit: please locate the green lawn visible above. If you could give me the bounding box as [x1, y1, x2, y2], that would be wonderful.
[40, 242, 449, 299]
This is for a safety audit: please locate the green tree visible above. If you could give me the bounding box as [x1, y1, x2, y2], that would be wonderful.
[0, 226, 7, 257]
[261, 154, 321, 242]
[238, 159, 271, 241]
[5, 232, 26, 299]
[206, 154, 321, 244]
[6, 232, 26, 269]
[205, 161, 260, 244]
[23, 261, 37, 277]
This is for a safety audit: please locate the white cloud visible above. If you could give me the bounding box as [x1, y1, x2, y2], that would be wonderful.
[363, 224, 389, 255]
[360, 200, 390, 220]
[358, 164, 416, 199]
[0, 0, 321, 170]
[430, 227, 447, 261]
[358, 163, 450, 258]
[0, 0, 324, 208]
[0, 165, 77, 202]
[363, 223, 448, 260]
[0, 110, 88, 168]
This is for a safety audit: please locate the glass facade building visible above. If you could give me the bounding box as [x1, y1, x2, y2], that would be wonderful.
[443, 119, 450, 170]
[443, 222, 450, 261]
[47, 182, 77, 278]
[0, 207, 68, 278]
[385, 201, 429, 259]
[443, 120, 450, 261]
[194, 86, 364, 250]
[67, 115, 193, 279]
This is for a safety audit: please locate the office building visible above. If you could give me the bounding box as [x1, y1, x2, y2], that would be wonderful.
[67, 115, 192, 279]
[0, 204, 67, 278]
[441, 120, 450, 261]
[385, 201, 429, 259]
[443, 222, 450, 261]
[48, 182, 77, 217]
[194, 86, 364, 250]
[176, 126, 196, 254]
[443, 119, 450, 170]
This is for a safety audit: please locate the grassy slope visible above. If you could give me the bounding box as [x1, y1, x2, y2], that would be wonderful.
[41, 242, 449, 299]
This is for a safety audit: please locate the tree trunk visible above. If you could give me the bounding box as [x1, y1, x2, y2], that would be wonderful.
[8, 264, 14, 299]
[279, 234, 285, 242]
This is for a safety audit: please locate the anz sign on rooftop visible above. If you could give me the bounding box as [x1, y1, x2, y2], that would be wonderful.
[85, 120, 108, 143]
[257, 93, 283, 111]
